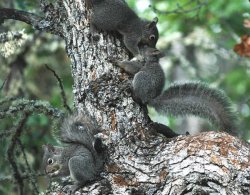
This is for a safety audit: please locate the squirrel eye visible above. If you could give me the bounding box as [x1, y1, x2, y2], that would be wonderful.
[149, 35, 155, 40]
[47, 158, 53, 165]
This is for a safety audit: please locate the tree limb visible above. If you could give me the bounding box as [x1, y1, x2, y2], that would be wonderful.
[0, 8, 64, 36]
[7, 114, 29, 195]
[45, 64, 72, 114]
[16, 139, 39, 194]
[0, 98, 64, 119]
[0, 8, 43, 28]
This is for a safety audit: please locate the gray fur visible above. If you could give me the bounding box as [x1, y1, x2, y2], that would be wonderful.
[42, 113, 105, 192]
[148, 81, 238, 135]
[115, 46, 165, 104]
[88, 0, 159, 58]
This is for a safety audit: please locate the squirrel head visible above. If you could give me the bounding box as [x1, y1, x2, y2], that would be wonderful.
[42, 144, 65, 177]
[141, 17, 159, 48]
[142, 45, 164, 60]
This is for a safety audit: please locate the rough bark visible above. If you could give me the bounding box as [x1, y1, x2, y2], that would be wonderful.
[37, 0, 250, 194]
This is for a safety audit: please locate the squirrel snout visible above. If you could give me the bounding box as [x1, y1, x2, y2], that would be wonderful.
[45, 165, 60, 175]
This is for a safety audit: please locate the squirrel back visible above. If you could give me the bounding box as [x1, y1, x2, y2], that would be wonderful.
[148, 82, 238, 135]
[133, 47, 165, 104]
[88, 0, 159, 58]
[90, 0, 139, 31]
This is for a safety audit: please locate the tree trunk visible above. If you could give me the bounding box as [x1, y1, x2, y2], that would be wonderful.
[40, 0, 250, 194]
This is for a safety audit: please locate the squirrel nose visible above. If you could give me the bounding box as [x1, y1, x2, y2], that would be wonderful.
[46, 166, 58, 174]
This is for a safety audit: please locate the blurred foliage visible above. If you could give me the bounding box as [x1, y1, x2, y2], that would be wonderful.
[0, 0, 250, 194]
[0, 0, 72, 194]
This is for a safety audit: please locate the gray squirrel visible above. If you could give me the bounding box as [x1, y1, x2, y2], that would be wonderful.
[42, 113, 105, 192]
[111, 46, 238, 136]
[86, 0, 159, 60]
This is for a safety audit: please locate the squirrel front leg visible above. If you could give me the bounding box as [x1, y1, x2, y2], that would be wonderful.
[113, 60, 143, 75]
[122, 33, 143, 61]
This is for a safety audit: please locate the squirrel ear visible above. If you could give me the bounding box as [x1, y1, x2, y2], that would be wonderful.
[42, 144, 57, 153]
[42, 145, 48, 151]
[146, 17, 158, 29]
[46, 144, 55, 152]
[153, 17, 158, 24]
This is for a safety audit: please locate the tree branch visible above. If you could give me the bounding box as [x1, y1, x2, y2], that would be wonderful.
[0, 78, 7, 91]
[0, 8, 43, 28]
[45, 64, 72, 114]
[0, 8, 63, 36]
[7, 114, 29, 195]
[0, 98, 64, 119]
[16, 139, 39, 194]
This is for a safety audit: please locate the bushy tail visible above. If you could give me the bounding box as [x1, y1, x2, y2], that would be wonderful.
[148, 81, 238, 135]
[59, 113, 98, 147]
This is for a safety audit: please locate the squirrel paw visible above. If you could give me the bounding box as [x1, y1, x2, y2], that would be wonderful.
[93, 137, 106, 153]
[134, 54, 144, 62]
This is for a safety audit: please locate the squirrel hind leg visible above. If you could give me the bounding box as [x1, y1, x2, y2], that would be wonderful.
[68, 155, 96, 187]
[130, 88, 143, 105]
